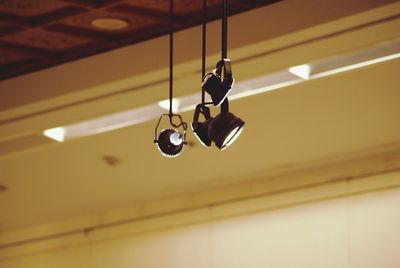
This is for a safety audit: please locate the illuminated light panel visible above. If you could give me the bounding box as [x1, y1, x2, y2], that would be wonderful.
[42, 40, 400, 142]
[43, 127, 65, 142]
[229, 79, 301, 101]
[158, 98, 180, 113]
[311, 52, 400, 79]
[289, 64, 312, 80]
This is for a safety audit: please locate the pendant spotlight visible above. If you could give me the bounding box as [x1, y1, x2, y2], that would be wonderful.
[202, 59, 234, 107]
[154, 0, 188, 158]
[207, 100, 244, 150]
[192, 100, 244, 150]
[154, 114, 187, 157]
[192, 0, 245, 150]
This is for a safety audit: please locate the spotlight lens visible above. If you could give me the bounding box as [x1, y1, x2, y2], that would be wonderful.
[222, 125, 244, 150]
[170, 131, 183, 145]
[223, 126, 239, 145]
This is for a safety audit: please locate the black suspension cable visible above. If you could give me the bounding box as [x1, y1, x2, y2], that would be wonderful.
[169, 0, 174, 118]
[221, 0, 228, 59]
[201, 0, 207, 105]
[220, 0, 229, 114]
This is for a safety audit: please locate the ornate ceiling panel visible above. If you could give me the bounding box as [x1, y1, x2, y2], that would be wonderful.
[0, 0, 280, 80]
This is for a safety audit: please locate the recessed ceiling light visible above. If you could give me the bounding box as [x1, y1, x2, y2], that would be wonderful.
[91, 18, 129, 30]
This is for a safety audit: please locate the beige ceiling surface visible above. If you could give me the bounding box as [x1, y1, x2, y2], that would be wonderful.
[1, 58, 400, 230]
[0, 0, 400, 231]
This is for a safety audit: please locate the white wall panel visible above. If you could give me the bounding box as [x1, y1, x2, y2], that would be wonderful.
[1, 185, 399, 268]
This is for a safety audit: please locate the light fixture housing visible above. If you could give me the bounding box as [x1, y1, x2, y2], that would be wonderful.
[202, 59, 234, 106]
[208, 101, 244, 150]
[154, 114, 187, 158]
[192, 100, 244, 150]
[155, 128, 185, 157]
[191, 103, 213, 147]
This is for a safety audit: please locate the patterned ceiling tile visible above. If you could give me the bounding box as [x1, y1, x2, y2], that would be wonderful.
[64, 0, 122, 8]
[123, 0, 222, 15]
[0, 0, 282, 80]
[0, 0, 69, 17]
[0, 29, 94, 51]
[0, 22, 25, 35]
[0, 47, 34, 65]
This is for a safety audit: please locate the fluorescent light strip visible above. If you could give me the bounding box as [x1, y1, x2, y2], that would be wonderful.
[311, 52, 400, 79]
[43, 41, 400, 142]
[230, 79, 302, 100]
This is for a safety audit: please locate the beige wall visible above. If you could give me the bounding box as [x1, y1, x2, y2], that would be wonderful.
[1, 173, 400, 268]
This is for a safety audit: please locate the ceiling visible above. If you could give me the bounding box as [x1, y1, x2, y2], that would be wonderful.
[0, 0, 399, 235]
[0, 0, 280, 80]
[1, 56, 400, 231]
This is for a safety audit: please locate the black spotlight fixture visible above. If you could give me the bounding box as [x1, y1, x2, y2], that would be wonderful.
[154, 0, 188, 158]
[208, 99, 244, 150]
[192, 100, 244, 150]
[202, 59, 234, 107]
[191, 103, 213, 147]
[154, 114, 187, 157]
[192, 0, 245, 150]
